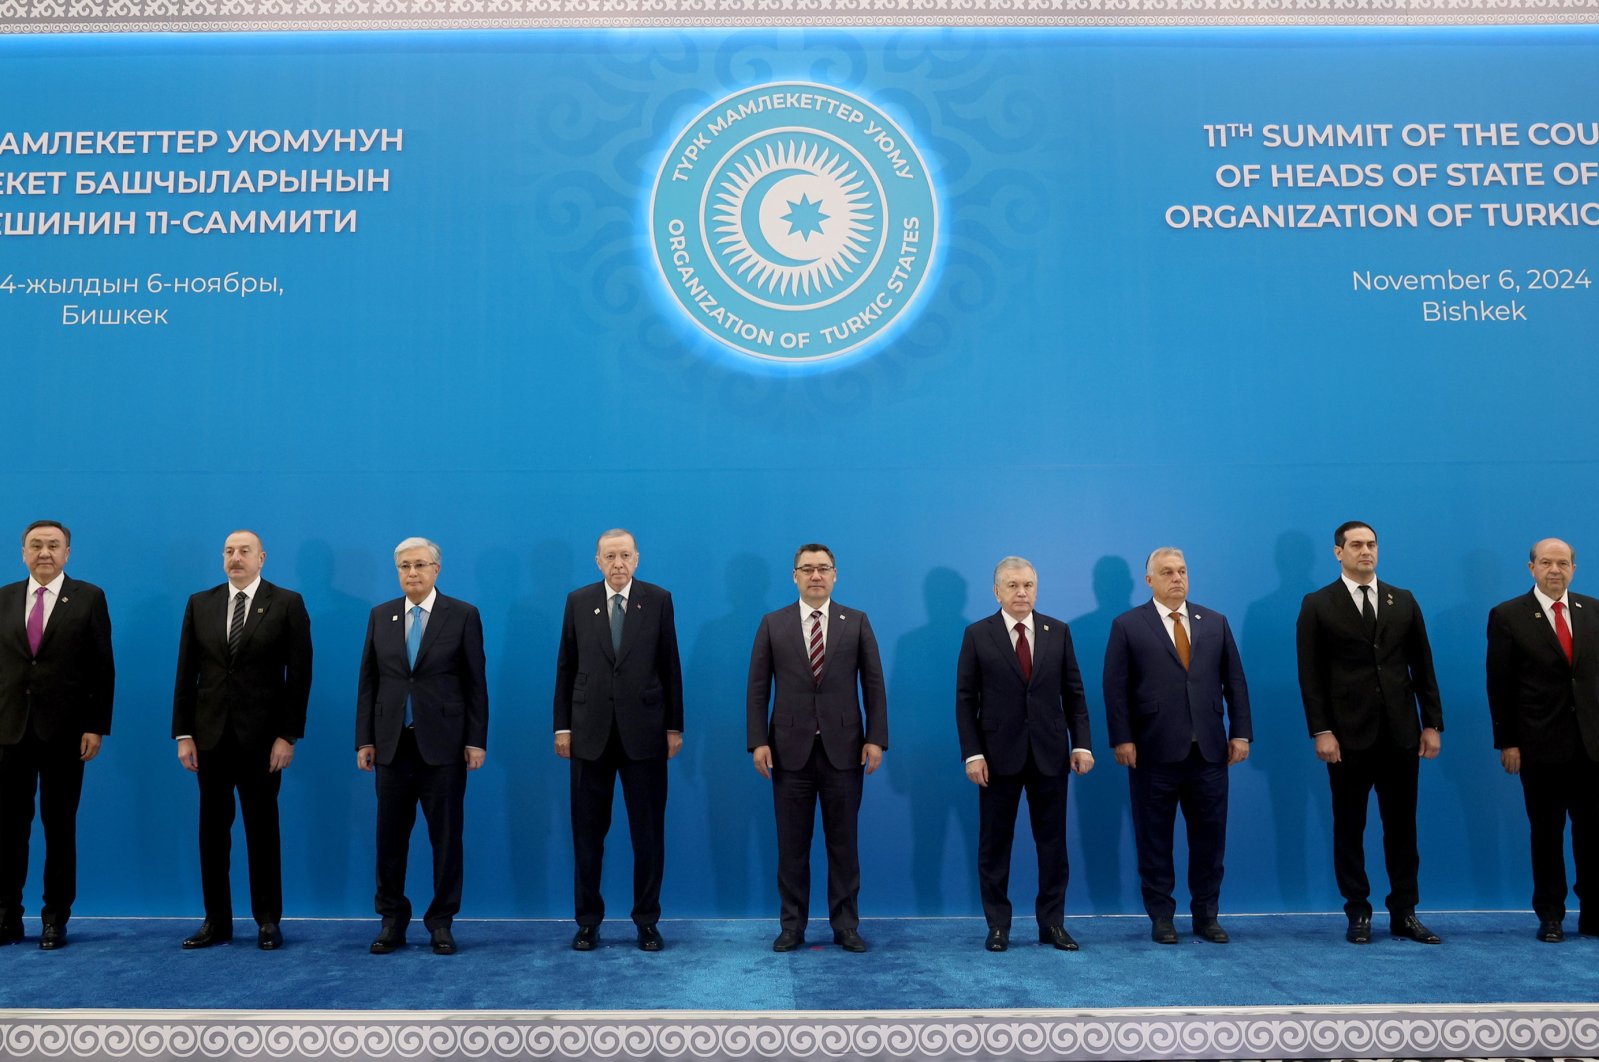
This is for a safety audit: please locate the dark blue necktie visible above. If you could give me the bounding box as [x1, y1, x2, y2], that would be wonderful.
[611, 593, 625, 654]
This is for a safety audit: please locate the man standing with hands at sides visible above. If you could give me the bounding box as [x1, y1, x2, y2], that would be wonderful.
[747, 544, 887, 953]
[554, 529, 684, 953]
[173, 530, 312, 951]
[1297, 521, 1443, 945]
[356, 537, 487, 956]
[0, 521, 114, 950]
[1486, 538, 1599, 943]
[956, 556, 1093, 953]
[1104, 548, 1251, 946]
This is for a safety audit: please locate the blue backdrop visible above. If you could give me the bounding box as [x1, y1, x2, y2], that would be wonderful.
[3, 26, 1597, 919]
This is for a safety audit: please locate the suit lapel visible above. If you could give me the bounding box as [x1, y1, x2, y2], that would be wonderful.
[414, 595, 445, 667]
[233, 582, 273, 657]
[616, 585, 644, 666]
[35, 577, 75, 654]
[987, 612, 1027, 685]
[592, 584, 617, 665]
[1570, 595, 1595, 669]
[1532, 589, 1579, 667]
[1139, 601, 1183, 667]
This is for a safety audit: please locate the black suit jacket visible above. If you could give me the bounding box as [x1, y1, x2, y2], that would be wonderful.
[553, 580, 684, 761]
[356, 593, 488, 767]
[955, 611, 1092, 777]
[0, 575, 114, 746]
[1296, 578, 1443, 751]
[1486, 589, 1599, 763]
[1104, 600, 1252, 765]
[746, 602, 888, 771]
[171, 580, 313, 752]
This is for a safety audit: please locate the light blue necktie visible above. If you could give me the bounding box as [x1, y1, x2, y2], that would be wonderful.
[405, 604, 423, 727]
[610, 593, 625, 654]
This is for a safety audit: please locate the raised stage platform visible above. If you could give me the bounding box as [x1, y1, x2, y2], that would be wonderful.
[2, 913, 1596, 1061]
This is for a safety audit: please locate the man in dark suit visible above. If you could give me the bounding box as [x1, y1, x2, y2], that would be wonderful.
[356, 537, 488, 956]
[0, 520, 114, 950]
[554, 529, 684, 952]
[956, 556, 1093, 953]
[1104, 547, 1251, 945]
[1297, 520, 1443, 945]
[747, 543, 887, 952]
[172, 530, 312, 951]
[1486, 537, 1599, 942]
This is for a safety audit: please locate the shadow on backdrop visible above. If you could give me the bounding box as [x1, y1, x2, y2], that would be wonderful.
[1069, 555, 1139, 914]
[1241, 530, 1321, 910]
[885, 567, 975, 915]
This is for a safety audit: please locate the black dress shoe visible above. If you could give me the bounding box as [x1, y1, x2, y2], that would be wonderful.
[1038, 925, 1079, 951]
[1537, 919, 1565, 943]
[39, 924, 66, 950]
[257, 923, 283, 950]
[1345, 915, 1372, 944]
[1150, 918, 1178, 945]
[572, 925, 599, 951]
[430, 926, 457, 955]
[985, 927, 1008, 952]
[637, 925, 664, 952]
[0, 922, 22, 946]
[369, 925, 405, 954]
[771, 929, 804, 952]
[1390, 914, 1441, 944]
[1194, 920, 1230, 944]
[833, 928, 867, 952]
[182, 922, 232, 949]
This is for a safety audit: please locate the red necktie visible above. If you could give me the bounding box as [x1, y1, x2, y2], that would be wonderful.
[808, 610, 825, 686]
[1553, 601, 1574, 663]
[1014, 622, 1032, 682]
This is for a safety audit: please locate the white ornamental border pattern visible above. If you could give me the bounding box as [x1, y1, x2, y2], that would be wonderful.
[2, 1007, 1598, 1061]
[3, 0, 1599, 27]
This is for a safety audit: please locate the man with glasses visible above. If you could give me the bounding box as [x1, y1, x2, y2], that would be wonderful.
[747, 544, 888, 953]
[0, 521, 114, 950]
[356, 537, 488, 956]
[553, 529, 684, 952]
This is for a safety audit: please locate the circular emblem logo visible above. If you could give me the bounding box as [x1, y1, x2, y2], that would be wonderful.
[652, 82, 937, 362]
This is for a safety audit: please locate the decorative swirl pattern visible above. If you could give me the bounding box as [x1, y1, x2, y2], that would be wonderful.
[4, 1010, 1599, 1060]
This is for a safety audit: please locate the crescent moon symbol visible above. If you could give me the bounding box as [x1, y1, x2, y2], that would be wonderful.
[738, 167, 819, 268]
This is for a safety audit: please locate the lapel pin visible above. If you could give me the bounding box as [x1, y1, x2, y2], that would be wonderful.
[256, 607, 264, 614]
[635, 603, 642, 611]
[1535, 613, 1543, 620]
[60, 597, 68, 604]
[593, 608, 601, 615]
[1042, 624, 1050, 632]
[1577, 602, 1585, 609]
[391, 614, 399, 622]
[1193, 614, 1202, 621]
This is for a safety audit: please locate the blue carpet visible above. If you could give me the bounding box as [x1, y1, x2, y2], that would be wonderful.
[0, 913, 1594, 1011]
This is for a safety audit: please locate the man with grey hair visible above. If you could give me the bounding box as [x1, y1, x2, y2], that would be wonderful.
[956, 556, 1093, 952]
[1104, 547, 1251, 945]
[357, 537, 488, 956]
[554, 529, 684, 952]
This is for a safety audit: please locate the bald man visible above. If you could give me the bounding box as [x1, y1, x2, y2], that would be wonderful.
[1487, 538, 1599, 943]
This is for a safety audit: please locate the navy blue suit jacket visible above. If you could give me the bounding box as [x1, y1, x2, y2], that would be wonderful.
[1103, 600, 1252, 765]
[955, 610, 1091, 777]
[356, 592, 488, 767]
[553, 579, 684, 761]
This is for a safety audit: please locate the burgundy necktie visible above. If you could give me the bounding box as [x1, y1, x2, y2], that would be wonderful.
[1547, 601, 1573, 658]
[26, 586, 46, 657]
[809, 610, 825, 686]
[1014, 622, 1032, 682]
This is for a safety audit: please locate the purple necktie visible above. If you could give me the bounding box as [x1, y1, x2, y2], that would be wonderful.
[26, 586, 46, 656]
